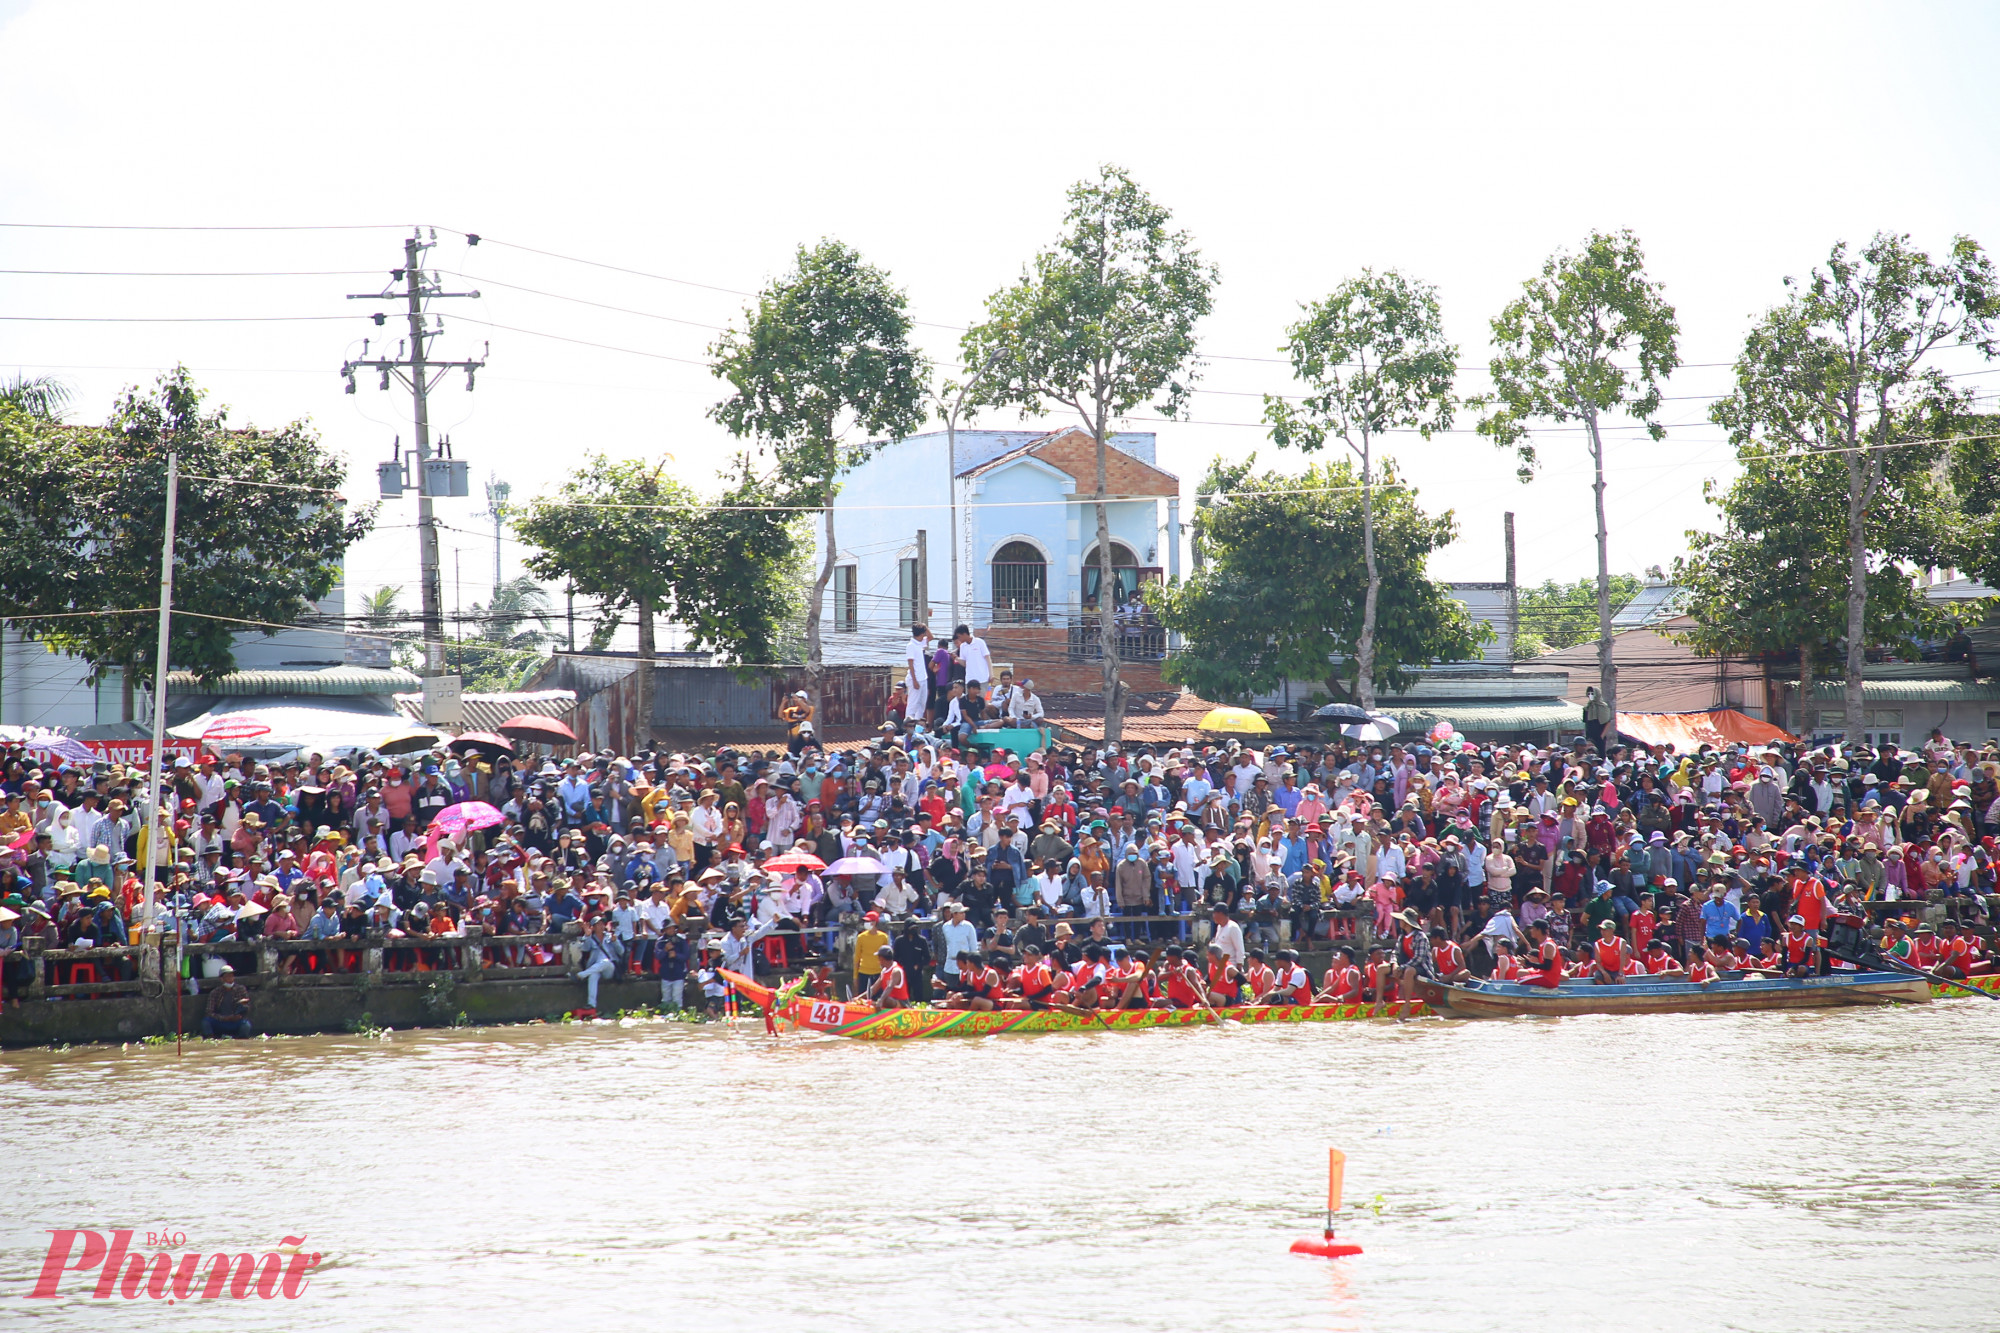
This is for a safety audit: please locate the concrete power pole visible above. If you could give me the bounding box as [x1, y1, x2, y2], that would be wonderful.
[342, 229, 486, 678]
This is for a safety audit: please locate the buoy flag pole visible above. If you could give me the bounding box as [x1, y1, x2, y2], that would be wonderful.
[1289, 1146, 1363, 1258]
[1325, 1147, 1345, 1240]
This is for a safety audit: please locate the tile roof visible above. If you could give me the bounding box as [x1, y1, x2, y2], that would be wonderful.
[1042, 690, 1237, 744]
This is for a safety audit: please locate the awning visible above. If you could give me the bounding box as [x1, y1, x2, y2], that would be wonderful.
[168, 702, 408, 752]
[1615, 708, 1797, 749]
[1383, 701, 1579, 737]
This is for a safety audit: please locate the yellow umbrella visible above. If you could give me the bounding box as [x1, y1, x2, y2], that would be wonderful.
[1197, 706, 1271, 735]
[376, 727, 449, 756]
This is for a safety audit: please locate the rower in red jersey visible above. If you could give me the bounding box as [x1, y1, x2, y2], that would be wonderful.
[1107, 949, 1155, 1010]
[1317, 946, 1366, 1002]
[1361, 943, 1400, 1001]
[1486, 938, 1523, 982]
[1424, 926, 1471, 984]
[1205, 944, 1243, 1007]
[861, 945, 910, 1009]
[1641, 937, 1684, 977]
[1779, 914, 1821, 978]
[1520, 920, 1565, 989]
[1067, 944, 1112, 1011]
[1240, 949, 1276, 1003]
[1003, 943, 1062, 1011]
[1590, 918, 1632, 985]
[1684, 943, 1720, 986]
[943, 951, 1003, 1011]
[1260, 949, 1315, 1005]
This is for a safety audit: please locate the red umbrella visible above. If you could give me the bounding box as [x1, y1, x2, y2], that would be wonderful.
[496, 712, 578, 745]
[448, 731, 516, 758]
[202, 714, 272, 746]
[761, 851, 827, 874]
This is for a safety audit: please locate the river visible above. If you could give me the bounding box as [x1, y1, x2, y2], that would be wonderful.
[5, 1001, 1996, 1331]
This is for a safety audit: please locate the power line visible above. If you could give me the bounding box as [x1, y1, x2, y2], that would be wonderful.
[0, 222, 414, 232]
[0, 268, 381, 278]
[0, 314, 350, 324]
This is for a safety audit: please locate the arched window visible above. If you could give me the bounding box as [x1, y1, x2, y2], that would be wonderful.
[1082, 541, 1141, 611]
[989, 541, 1047, 624]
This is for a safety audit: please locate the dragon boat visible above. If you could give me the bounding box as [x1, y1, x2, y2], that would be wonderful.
[718, 972, 1426, 1039]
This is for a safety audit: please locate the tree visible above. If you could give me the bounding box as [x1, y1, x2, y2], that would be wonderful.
[357, 586, 405, 629]
[0, 374, 70, 421]
[1264, 270, 1457, 707]
[1711, 233, 1999, 744]
[1674, 449, 1949, 737]
[1476, 229, 1680, 717]
[1514, 574, 1644, 656]
[515, 454, 804, 735]
[0, 369, 372, 715]
[1152, 457, 1489, 704]
[470, 575, 554, 650]
[962, 165, 1218, 744]
[709, 240, 929, 716]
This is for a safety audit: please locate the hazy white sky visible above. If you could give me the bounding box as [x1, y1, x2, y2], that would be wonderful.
[3, 0, 1997, 615]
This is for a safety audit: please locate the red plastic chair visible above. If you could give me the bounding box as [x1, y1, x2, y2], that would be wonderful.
[761, 936, 787, 969]
[68, 962, 98, 997]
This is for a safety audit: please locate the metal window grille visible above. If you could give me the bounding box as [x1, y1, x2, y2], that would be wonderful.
[989, 543, 1047, 623]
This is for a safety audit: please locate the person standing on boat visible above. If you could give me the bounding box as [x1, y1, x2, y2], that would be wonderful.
[1206, 903, 1244, 968]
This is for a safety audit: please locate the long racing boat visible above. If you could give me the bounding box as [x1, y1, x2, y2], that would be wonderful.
[1415, 970, 1931, 1017]
[718, 971, 1426, 1039]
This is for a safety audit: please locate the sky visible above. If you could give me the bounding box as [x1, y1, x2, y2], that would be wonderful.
[3, 0, 1998, 629]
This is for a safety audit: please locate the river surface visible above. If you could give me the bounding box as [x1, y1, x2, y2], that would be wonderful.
[4, 1001, 1997, 1332]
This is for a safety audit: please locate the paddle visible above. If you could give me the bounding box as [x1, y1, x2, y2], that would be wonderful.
[1843, 946, 2000, 1001]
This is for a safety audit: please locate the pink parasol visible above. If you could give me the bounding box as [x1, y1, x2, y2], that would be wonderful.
[822, 856, 884, 877]
[760, 851, 827, 874]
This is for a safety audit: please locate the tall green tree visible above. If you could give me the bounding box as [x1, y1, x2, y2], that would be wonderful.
[0, 368, 372, 715]
[962, 165, 1218, 744]
[1264, 270, 1457, 708]
[515, 454, 804, 734]
[1674, 449, 1948, 737]
[1476, 229, 1680, 717]
[709, 240, 929, 715]
[1711, 233, 1998, 744]
[1153, 457, 1488, 705]
[1514, 574, 1644, 656]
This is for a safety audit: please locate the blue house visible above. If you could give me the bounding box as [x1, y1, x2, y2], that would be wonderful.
[811, 427, 1182, 688]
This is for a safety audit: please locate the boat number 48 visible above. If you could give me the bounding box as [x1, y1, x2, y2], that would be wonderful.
[809, 1001, 844, 1026]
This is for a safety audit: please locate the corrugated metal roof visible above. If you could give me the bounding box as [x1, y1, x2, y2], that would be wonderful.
[393, 689, 578, 733]
[1610, 582, 1689, 629]
[1385, 701, 1580, 736]
[164, 665, 421, 696]
[1807, 678, 2000, 703]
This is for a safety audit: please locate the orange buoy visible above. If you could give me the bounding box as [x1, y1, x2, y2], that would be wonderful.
[1290, 1147, 1362, 1258]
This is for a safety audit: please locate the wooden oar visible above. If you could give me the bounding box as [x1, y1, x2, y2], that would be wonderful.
[1825, 945, 1999, 1001]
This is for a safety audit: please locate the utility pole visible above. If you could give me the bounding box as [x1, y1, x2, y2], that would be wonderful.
[139, 452, 179, 936]
[914, 528, 929, 626]
[342, 229, 485, 678]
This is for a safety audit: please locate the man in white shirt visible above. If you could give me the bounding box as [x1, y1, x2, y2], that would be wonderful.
[905, 624, 933, 720]
[1008, 680, 1045, 724]
[424, 839, 468, 889]
[955, 624, 993, 689]
[1207, 903, 1245, 966]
